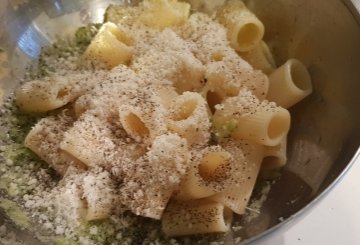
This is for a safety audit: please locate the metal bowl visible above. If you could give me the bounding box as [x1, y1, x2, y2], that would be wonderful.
[0, 0, 359, 244]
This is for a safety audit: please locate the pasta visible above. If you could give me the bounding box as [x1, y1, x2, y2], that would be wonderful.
[55, 179, 88, 226]
[177, 12, 229, 64]
[262, 136, 287, 170]
[131, 29, 205, 93]
[204, 50, 269, 103]
[118, 90, 167, 143]
[212, 90, 290, 146]
[216, 0, 264, 52]
[119, 133, 190, 219]
[15, 72, 98, 113]
[174, 146, 235, 200]
[73, 65, 141, 119]
[162, 199, 233, 236]
[210, 140, 264, 214]
[59, 113, 117, 168]
[138, 0, 191, 29]
[84, 22, 134, 69]
[12, 0, 313, 240]
[24, 110, 77, 175]
[240, 40, 277, 74]
[82, 170, 117, 221]
[267, 59, 313, 108]
[184, 0, 226, 14]
[168, 92, 211, 146]
[55, 168, 118, 223]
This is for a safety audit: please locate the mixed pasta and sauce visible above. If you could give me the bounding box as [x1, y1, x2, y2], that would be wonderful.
[2, 0, 312, 243]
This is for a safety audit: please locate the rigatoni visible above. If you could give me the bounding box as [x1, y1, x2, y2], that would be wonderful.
[84, 22, 134, 69]
[204, 51, 269, 101]
[262, 136, 287, 170]
[119, 134, 190, 219]
[15, 73, 96, 113]
[55, 180, 88, 226]
[138, 0, 191, 29]
[59, 113, 116, 168]
[118, 90, 167, 143]
[213, 90, 290, 146]
[216, 0, 264, 52]
[240, 40, 277, 74]
[175, 146, 234, 200]
[162, 199, 233, 236]
[267, 59, 312, 108]
[168, 92, 211, 146]
[15, 79, 70, 113]
[210, 140, 263, 214]
[131, 29, 205, 93]
[24, 110, 76, 175]
[82, 170, 117, 221]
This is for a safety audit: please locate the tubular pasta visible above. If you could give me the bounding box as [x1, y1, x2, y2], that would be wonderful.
[55, 179, 88, 227]
[210, 139, 263, 214]
[175, 145, 244, 200]
[60, 113, 116, 168]
[74, 66, 141, 119]
[168, 92, 211, 146]
[240, 40, 276, 74]
[216, 0, 264, 52]
[213, 90, 290, 146]
[84, 22, 134, 69]
[262, 136, 287, 170]
[176, 13, 229, 64]
[119, 134, 190, 219]
[24, 110, 77, 175]
[162, 199, 233, 237]
[138, 0, 190, 29]
[16, 72, 99, 113]
[118, 90, 167, 143]
[131, 29, 205, 93]
[82, 170, 117, 221]
[267, 59, 312, 108]
[205, 51, 269, 102]
[16, 0, 314, 238]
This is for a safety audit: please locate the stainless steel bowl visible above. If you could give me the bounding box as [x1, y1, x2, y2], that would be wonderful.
[0, 0, 359, 244]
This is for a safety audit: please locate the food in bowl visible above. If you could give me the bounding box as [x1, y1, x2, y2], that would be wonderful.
[0, 0, 312, 243]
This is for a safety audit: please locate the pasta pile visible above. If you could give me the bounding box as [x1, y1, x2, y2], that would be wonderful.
[15, 0, 312, 237]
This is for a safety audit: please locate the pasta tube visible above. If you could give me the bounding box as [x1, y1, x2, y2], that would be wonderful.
[82, 170, 117, 221]
[131, 29, 205, 93]
[162, 199, 233, 236]
[240, 40, 277, 74]
[262, 136, 287, 169]
[267, 59, 312, 108]
[55, 179, 88, 227]
[120, 134, 190, 219]
[24, 110, 77, 175]
[175, 145, 242, 200]
[15, 72, 97, 113]
[205, 53, 269, 102]
[168, 92, 211, 146]
[118, 90, 167, 143]
[60, 113, 116, 168]
[213, 90, 290, 146]
[210, 140, 263, 214]
[216, 0, 264, 52]
[139, 0, 190, 29]
[84, 22, 134, 69]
